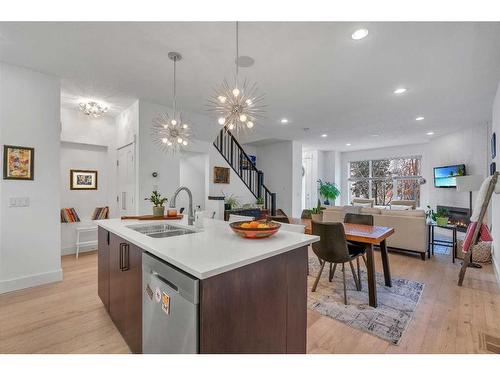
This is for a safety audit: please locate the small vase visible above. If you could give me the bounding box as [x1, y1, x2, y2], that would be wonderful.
[311, 213, 323, 222]
[153, 206, 165, 217]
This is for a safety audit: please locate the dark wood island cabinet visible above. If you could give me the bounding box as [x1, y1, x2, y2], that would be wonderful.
[98, 227, 142, 354]
[98, 225, 309, 354]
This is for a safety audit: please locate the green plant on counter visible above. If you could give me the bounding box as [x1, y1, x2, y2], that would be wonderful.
[317, 179, 340, 205]
[256, 196, 264, 205]
[224, 194, 240, 209]
[145, 190, 168, 207]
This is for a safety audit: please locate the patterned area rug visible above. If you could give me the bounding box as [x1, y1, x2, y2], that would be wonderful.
[308, 257, 424, 345]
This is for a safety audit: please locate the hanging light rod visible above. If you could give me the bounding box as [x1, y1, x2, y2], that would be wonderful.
[207, 21, 265, 135]
[151, 51, 192, 154]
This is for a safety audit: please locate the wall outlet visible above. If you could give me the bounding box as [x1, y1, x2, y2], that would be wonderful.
[9, 197, 30, 207]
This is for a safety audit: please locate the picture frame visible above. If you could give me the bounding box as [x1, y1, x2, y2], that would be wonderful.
[492, 132, 496, 159]
[3, 145, 35, 180]
[70, 169, 98, 190]
[213, 166, 230, 184]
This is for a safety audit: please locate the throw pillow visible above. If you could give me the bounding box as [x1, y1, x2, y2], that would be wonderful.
[353, 202, 372, 208]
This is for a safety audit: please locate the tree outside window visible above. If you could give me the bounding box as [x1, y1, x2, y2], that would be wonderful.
[348, 156, 421, 206]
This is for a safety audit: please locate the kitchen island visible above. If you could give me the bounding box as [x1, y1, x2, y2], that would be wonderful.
[96, 217, 319, 354]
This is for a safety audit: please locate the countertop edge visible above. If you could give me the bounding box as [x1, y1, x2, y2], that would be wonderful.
[96, 220, 319, 279]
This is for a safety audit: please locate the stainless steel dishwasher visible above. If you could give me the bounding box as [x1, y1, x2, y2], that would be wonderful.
[142, 252, 199, 353]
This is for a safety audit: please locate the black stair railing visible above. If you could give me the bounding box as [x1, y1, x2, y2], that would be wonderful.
[213, 128, 277, 215]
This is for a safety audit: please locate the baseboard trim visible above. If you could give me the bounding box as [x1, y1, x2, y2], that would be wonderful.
[0, 269, 63, 294]
[61, 245, 97, 256]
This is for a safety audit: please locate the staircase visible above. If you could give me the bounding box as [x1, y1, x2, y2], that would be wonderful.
[213, 128, 277, 215]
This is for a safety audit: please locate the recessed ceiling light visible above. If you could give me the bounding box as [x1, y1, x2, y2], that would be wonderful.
[280, 118, 288, 124]
[321, 134, 328, 138]
[393, 88, 407, 95]
[371, 134, 380, 137]
[351, 29, 369, 40]
[346, 143, 352, 146]
[415, 116, 425, 121]
[426, 131, 434, 136]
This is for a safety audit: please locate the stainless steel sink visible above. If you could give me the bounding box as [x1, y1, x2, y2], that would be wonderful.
[127, 223, 196, 238]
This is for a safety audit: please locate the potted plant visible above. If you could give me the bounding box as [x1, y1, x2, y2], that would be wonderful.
[145, 190, 168, 217]
[435, 207, 449, 227]
[224, 194, 240, 211]
[256, 196, 264, 209]
[317, 179, 340, 206]
[310, 199, 324, 222]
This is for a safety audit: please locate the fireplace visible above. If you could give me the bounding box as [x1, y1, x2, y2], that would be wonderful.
[437, 205, 470, 232]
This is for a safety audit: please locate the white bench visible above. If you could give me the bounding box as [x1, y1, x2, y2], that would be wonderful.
[76, 225, 98, 259]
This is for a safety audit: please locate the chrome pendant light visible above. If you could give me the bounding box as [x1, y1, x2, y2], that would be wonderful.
[152, 52, 192, 154]
[207, 22, 265, 135]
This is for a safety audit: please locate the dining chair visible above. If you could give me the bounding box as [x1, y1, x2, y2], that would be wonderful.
[311, 221, 365, 304]
[343, 213, 371, 288]
[228, 214, 255, 223]
[301, 209, 312, 219]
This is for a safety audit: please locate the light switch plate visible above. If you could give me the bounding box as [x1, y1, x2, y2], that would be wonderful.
[9, 197, 30, 207]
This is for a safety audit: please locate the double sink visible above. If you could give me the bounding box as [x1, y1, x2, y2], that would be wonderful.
[127, 223, 196, 238]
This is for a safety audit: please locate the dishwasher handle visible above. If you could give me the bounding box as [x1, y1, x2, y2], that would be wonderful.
[151, 270, 179, 292]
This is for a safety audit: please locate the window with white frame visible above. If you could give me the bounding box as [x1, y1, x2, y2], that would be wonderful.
[348, 156, 422, 206]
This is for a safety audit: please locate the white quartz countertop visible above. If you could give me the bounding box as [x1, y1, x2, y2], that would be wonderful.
[96, 217, 319, 279]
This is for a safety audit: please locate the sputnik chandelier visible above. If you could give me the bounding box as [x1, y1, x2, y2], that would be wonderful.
[208, 22, 265, 135]
[151, 52, 192, 154]
[79, 101, 109, 117]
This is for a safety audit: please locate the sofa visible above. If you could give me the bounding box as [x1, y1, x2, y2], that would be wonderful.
[322, 205, 428, 260]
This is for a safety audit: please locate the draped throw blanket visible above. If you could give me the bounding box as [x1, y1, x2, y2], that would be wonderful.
[462, 222, 492, 253]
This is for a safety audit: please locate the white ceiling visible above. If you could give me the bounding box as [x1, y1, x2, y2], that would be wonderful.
[1, 22, 500, 151]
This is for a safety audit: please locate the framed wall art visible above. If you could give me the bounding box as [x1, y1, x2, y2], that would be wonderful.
[213, 166, 230, 184]
[70, 169, 98, 190]
[3, 145, 35, 180]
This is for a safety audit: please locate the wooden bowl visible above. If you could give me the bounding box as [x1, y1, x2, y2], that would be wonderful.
[229, 220, 281, 239]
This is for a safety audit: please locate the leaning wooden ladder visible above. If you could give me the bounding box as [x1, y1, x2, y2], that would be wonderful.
[458, 171, 499, 286]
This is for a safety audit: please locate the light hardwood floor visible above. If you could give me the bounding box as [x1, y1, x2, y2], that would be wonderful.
[0, 250, 499, 354]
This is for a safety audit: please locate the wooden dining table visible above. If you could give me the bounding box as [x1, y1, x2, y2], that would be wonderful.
[291, 218, 395, 308]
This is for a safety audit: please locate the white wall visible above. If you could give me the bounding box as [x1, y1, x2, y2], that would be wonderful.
[491, 81, 500, 279]
[426, 125, 489, 212]
[339, 125, 488, 209]
[0, 63, 62, 293]
[255, 140, 302, 217]
[179, 152, 209, 210]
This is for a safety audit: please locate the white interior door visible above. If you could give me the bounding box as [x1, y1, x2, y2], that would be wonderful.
[117, 143, 135, 217]
[303, 154, 313, 209]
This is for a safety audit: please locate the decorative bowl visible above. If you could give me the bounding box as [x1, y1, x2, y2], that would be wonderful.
[229, 220, 281, 239]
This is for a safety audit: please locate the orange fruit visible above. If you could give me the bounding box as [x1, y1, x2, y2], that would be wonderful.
[257, 223, 268, 229]
[241, 223, 251, 228]
[249, 221, 259, 228]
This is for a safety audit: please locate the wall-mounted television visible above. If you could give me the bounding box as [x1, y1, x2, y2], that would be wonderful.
[433, 164, 466, 188]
